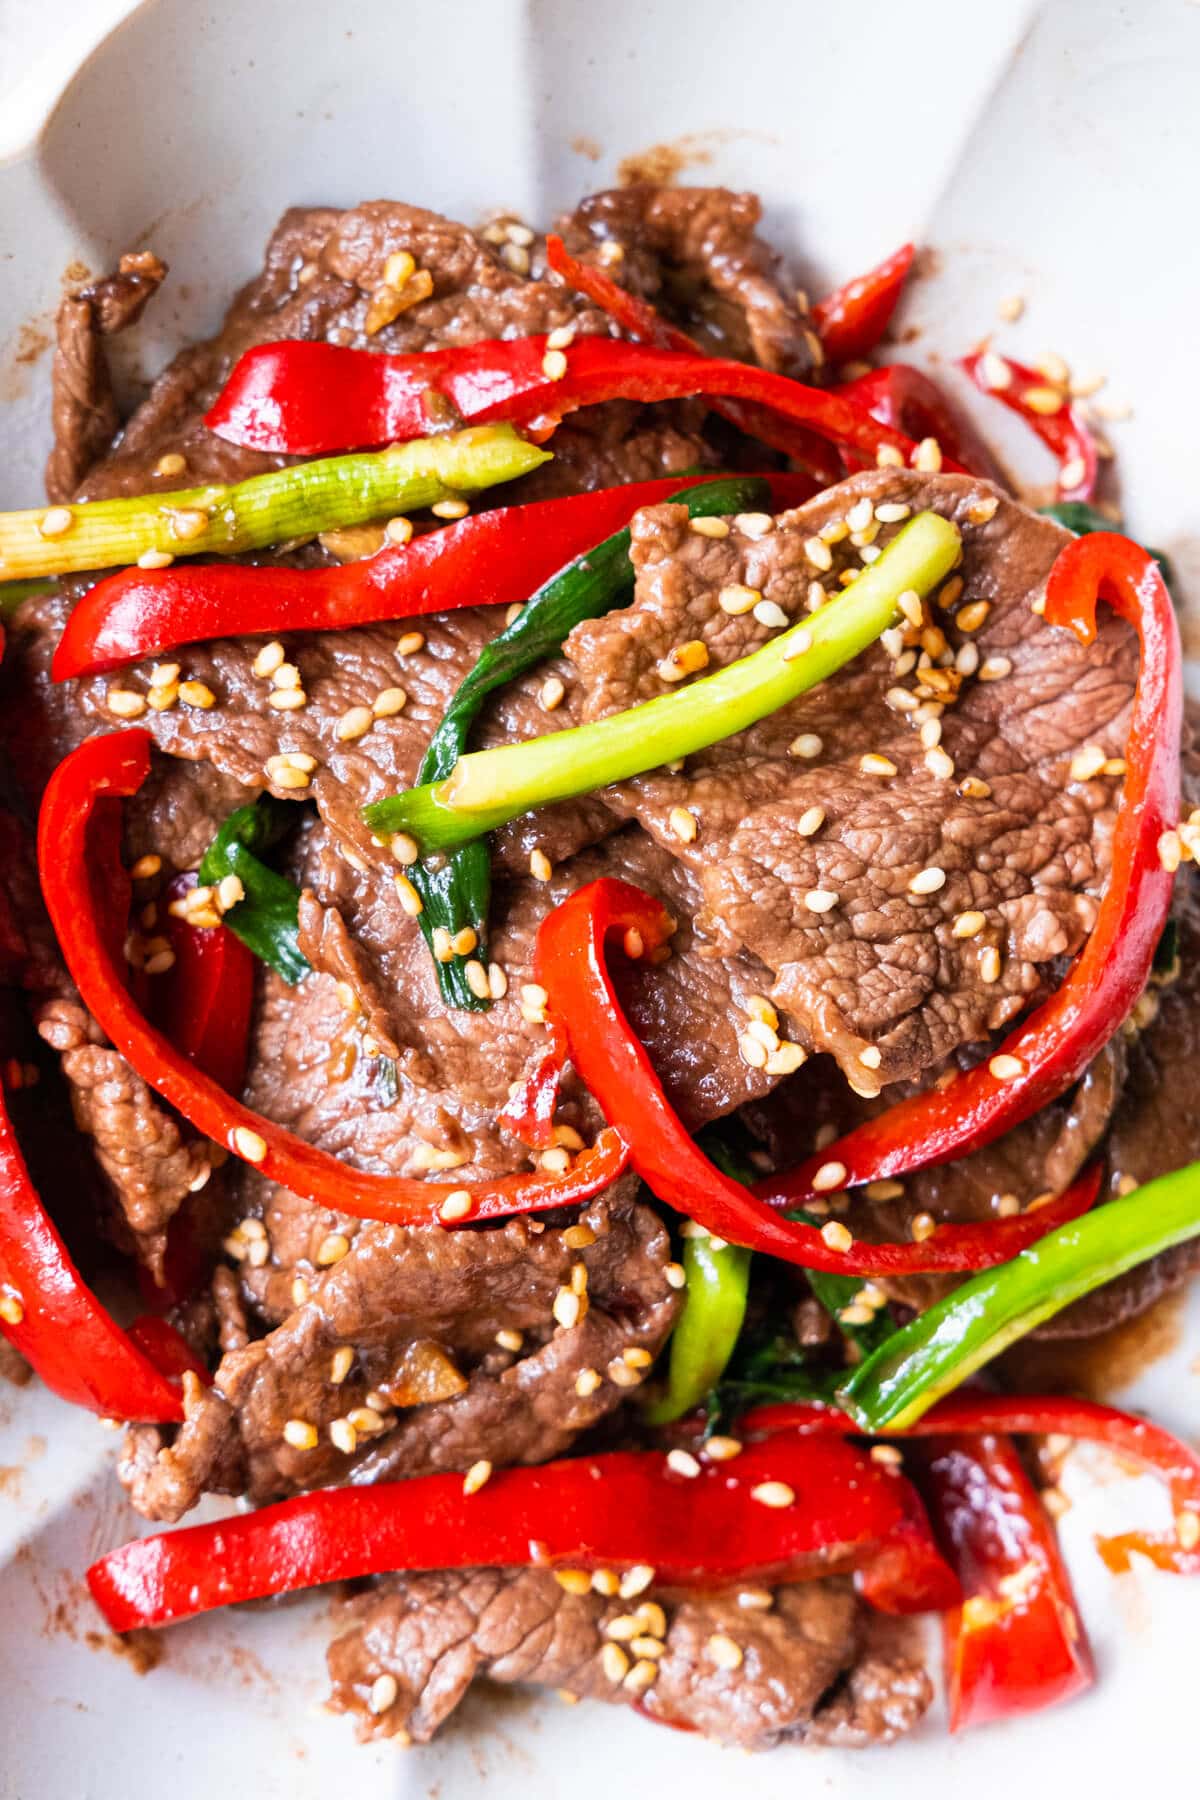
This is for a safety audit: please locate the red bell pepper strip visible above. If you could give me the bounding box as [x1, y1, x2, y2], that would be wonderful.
[0, 1074, 184, 1422]
[960, 350, 1098, 502]
[53, 474, 812, 681]
[156, 875, 255, 1097]
[739, 1393, 1200, 1577]
[920, 1432, 1094, 1730]
[37, 730, 629, 1229]
[126, 1313, 211, 1386]
[811, 243, 915, 364]
[535, 876, 1099, 1275]
[544, 234, 844, 486]
[757, 533, 1180, 1210]
[836, 364, 1003, 482]
[497, 1022, 567, 1149]
[86, 1428, 956, 1633]
[206, 328, 944, 478]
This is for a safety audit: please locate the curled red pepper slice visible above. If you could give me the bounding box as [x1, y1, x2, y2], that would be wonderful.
[758, 533, 1180, 1209]
[37, 730, 629, 1228]
[961, 349, 1098, 502]
[740, 1393, 1200, 1577]
[921, 1432, 1094, 1730]
[544, 234, 843, 486]
[836, 364, 1003, 482]
[535, 876, 1098, 1275]
[206, 329, 945, 478]
[811, 243, 915, 364]
[86, 1428, 956, 1633]
[53, 475, 812, 682]
[155, 875, 255, 1097]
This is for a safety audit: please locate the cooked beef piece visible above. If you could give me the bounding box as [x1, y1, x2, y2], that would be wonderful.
[45, 252, 168, 504]
[559, 185, 819, 377]
[325, 1567, 929, 1749]
[560, 471, 1132, 1094]
[118, 1179, 679, 1520]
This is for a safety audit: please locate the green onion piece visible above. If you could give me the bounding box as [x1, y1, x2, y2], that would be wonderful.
[406, 474, 777, 1010]
[198, 796, 309, 985]
[786, 1209, 894, 1359]
[0, 577, 58, 615]
[366, 509, 962, 849]
[0, 424, 549, 579]
[839, 1160, 1200, 1431]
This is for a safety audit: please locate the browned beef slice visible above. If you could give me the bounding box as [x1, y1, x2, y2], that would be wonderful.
[325, 1568, 929, 1749]
[118, 1180, 679, 1520]
[562, 471, 1134, 1094]
[46, 252, 168, 503]
[559, 185, 819, 377]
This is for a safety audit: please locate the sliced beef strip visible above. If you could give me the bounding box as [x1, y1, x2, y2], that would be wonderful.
[561, 471, 1134, 1094]
[118, 1178, 680, 1520]
[325, 1567, 929, 1749]
[45, 252, 168, 504]
[558, 185, 819, 377]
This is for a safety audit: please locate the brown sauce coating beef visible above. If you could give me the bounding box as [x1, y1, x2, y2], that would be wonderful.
[325, 1567, 929, 1749]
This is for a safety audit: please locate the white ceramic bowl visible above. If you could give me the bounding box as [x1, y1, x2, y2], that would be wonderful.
[1, 2, 1198, 1794]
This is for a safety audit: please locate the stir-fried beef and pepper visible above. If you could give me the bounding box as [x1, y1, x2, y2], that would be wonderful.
[1, 186, 1198, 1753]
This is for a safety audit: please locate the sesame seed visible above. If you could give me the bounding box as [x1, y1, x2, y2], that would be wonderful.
[541, 348, 568, 381]
[628, 1634, 665, 1660]
[860, 1045, 883, 1069]
[689, 516, 730, 539]
[348, 1406, 386, 1435]
[877, 444, 905, 468]
[804, 535, 834, 571]
[138, 548, 175, 569]
[667, 1448, 701, 1479]
[665, 1262, 686, 1290]
[781, 629, 814, 663]
[925, 747, 955, 780]
[956, 599, 991, 633]
[330, 1346, 354, 1384]
[909, 866, 947, 895]
[865, 1179, 905, 1201]
[463, 1458, 493, 1495]
[953, 910, 987, 939]
[0, 1291, 25, 1325]
[788, 733, 823, 760]
[553, 1288, 581, 1329]
[233, 1126, 268, 1163]
[797, 805, 825, 838]
[252, 641, 286, 679]
[167, 508, 210, 542]
[861, 753, 898, 778]
[270, 764, 311, 790]
[530, 848, 553, 882]
[130, 854, 163, 880]
[542, 1146, 571, 1175]
[813, 1159, 848, 1192]
[803, 889, 839, 913]
[368, 1674, 399, 1715]
[887, 685, 920, 713]
[291, 1277, 310, 1306]
[1177, 1510, 1200, 1551]
[329, 1418, 357, 1455]
[540, 676, 565, 712]
[657, 639, 709, 682]
[623, 927, 644, 961]
[911, 1213, 936, 1242]
[978, 656, 1012, 682]
[980, 946, 1002, 984]
[624, 1659, 659, 1695]
[1070, 744, 1108, 782]
[464, 959, 490, 1000]
[871, 1443, 904, 1468]
[703, 1436, 743, 1463]
[718, 583, 760, 615]
[546, 323, 577, 351]
[989, 1054, 1025, 1082]
[1059, 456, 1087, 492]
[997, 1193, 1021, 1217]
[38, 506, 73, 538]
[914, 437, 943, 473]
[601, 1643, 630, 1684]
[766, 1042, 808, 1076]
[575, 1367, 602, 1397]
[751, 1481, 796, 1509]
[431, 927, 454, 963]
[317, 1232, 350, 1266]
[336, 705, 374, 742]
[1158, 830, 1183, 873]
[619, 1565, 656, 1599]
[875, 501, 911, 524]
[591, 1568, 620, 1596]
[432, 496, 469, 521]
[371, 686, 407, 720]
[178, 679, 216, 709]
[669, 806, 698, 844]
[283, 1418, 318, 1450]
[384, 249, 416, 289]
[522, 983, 549, 1011]
[106, 687, 147, 719]
[753, 599, 790, 630]
[1023, 385, 1065, 416]
[608, 1360, 642, 1389]
[500, 241, 530, 274]
[898, 588, 926, 628]
[959, 775, 992, 799]
[267, 688, 307, 711]
[821, 1220, 854, 1252]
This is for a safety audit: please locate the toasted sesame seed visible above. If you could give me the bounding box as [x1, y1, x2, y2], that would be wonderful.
[788, 732, 823, 760]
[797, 805, 826, 838]
[704, 1436, 743, 1463]
[539, 676, 566, 713]
[1023, 385, 1064, 416]
[804, 535, 834, 571]
[864, 1179, 905, 1202]
[601, 1642, 631, 1684]
[989, 1054, 1025, 1082]
[915, 437, 943, 473]
[718, 582, 760, 615]
[874, 501, 911, 525]
[546, 323, 577, 352]
[821, 1220, 854, 1252]
[330, 1346, 354, 1384]
[624, 1659, 659, 1695]
[980, 946, 1002, 984]
[368, 1673, 399, 1715]
[137, 548, 175, 569]
[814, 1160, 848, 1192]
[745, 994, 778, 1028]
[860, 753, 899, 778]
[553, 1288, 581, 1329]
[1059, 456, 1087, 492]
[766, 1042, 808, 1076]
[268, 688, 307, 711]
[753, 599, 790, 631]
[283, 1418, 318, 1450]
[291, 1277, 311, 1307]
[956, 599, 991, 634]
[909, 866, 947, 896]
[541, 347, 568, 381]
[871, 1443, 904, 1468]
[167, 507, 210, 542]
[0, 1291, 25, 1325]
[668, 806, 698, 844]
[780, 629, 814, 664]
[431, 926, 453, 963]
[877, 444, 905, 468]
[1070, 744, 1108, 782]
[177, 679, 216, 710]
[1177, 1510, 1200, 1551]
[997, 1193, 1021, 1217]
[233, 1126, 268, 1163]
[667, 1449, 701, 1479]
[463, 959, 490, 1000]
[270, 764, 311, 790]
[627, 1634, 664, 1660]
[530, 848, 553, 882]
[252, 641, 286, 679]
[860, 1045, 883, 1070]
[1158, 830, 1183, 873]
[317, 1232, 350, 1266]
[575, 1366, 602, 1397]
[665, 1261, 686, 1290]
[431, 496, 470, 521]
[887, 685, 920, 713]
[978, 656, 1012, 682]
[107, 687, 147, 719]
[689, 515, 730, 539]
[752, 1481, 796, 1509]
[336, 705, 373, 742]
[619, 1565, 655, 1599]
[911, 1213, 936, 1242]
[925, 747, 955, 780]
[348, 1405, 387, 1435]
[462, 1458, 492, 1496]
[959, 775, 992, 799]
[542, 1146, 571, 1176]
[38, 506, 73, 538]
[608, 1359, 641, 1388]
[803, 889, 839, 914]
[329, 1418, 357, 1455]
[591, 1568, 619, 1596]
[657, 639, 709, 683]
[953, 910, 987, 939]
